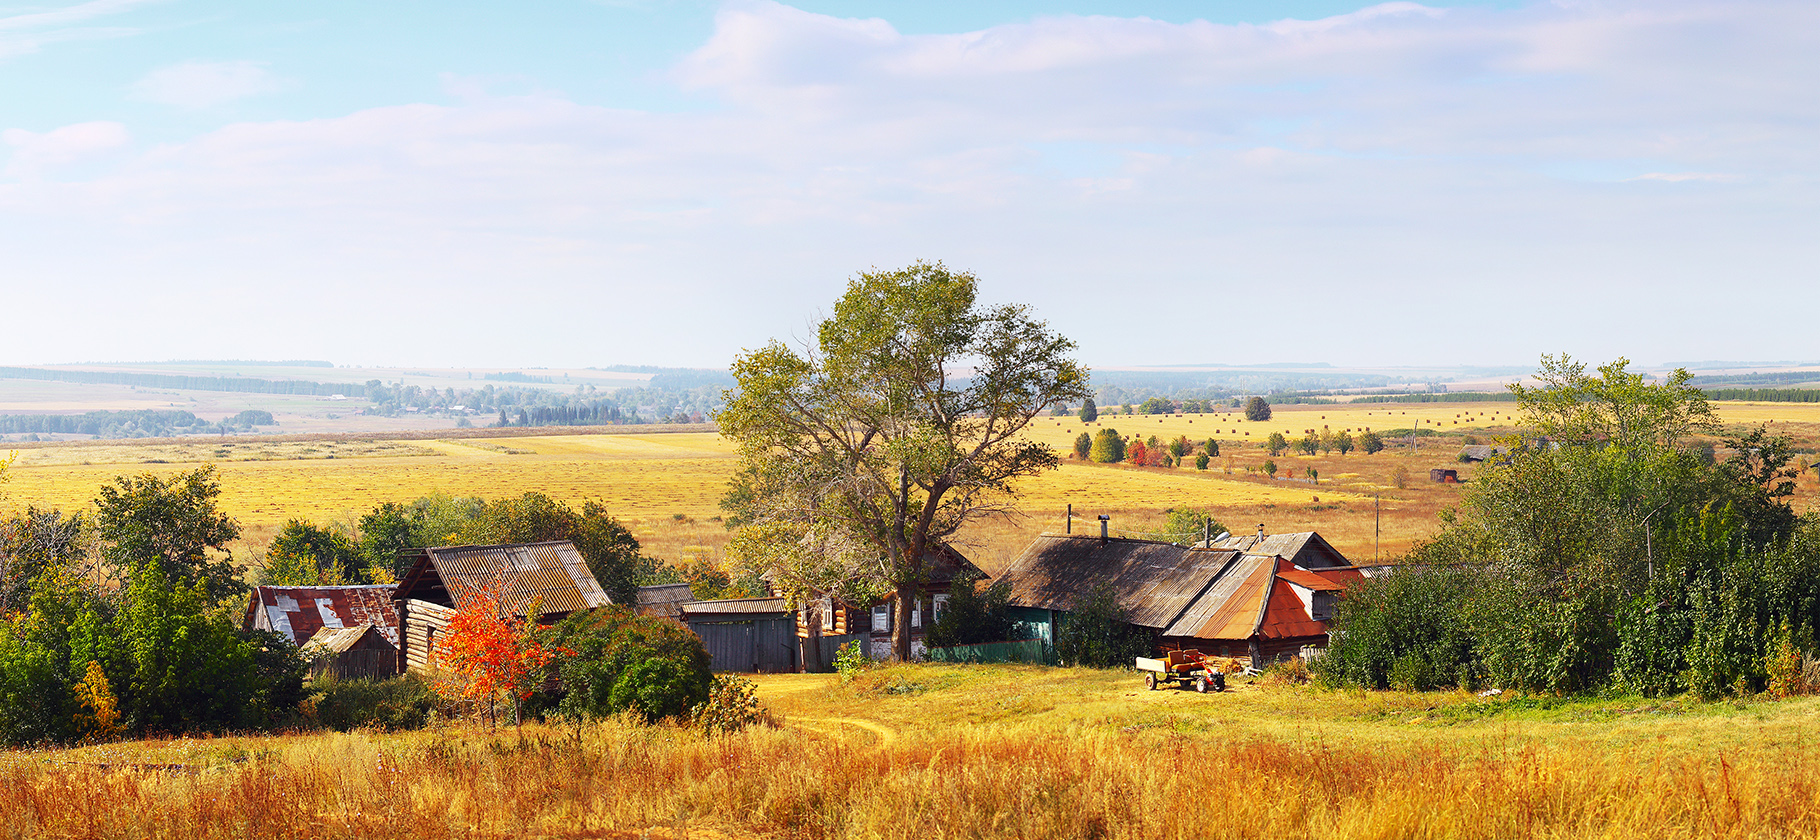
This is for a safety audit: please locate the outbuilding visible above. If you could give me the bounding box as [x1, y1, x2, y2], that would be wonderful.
[392, 540, 612, 673]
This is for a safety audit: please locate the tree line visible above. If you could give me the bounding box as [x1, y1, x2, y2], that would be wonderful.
[1318, 356, 1820, 698]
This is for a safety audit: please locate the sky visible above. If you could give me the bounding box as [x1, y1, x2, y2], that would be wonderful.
[0, 0, 1814, 370]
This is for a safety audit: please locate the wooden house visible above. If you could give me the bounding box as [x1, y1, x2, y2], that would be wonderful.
[392, 540, 612, 673]
[997, 529, 1366, 667]
[787, 545, 986, 661]
[682, 597, 797, 673]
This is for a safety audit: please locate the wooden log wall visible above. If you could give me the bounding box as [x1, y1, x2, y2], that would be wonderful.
[402, 598, 457, 673]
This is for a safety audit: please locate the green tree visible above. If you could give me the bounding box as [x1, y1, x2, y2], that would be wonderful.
[925, 576, 1016, 647]
[1055, 584, 1150, 668]
[1078, 398, 1098, 422]
[539, 606, 713, 723]
[1358, 430, 1384, 455]
[94, 466, 241, 603]
[1167, 435, 1192, 458]
[1265, 432, 1288, 456]
[261, 519, 360, 585]
[1139, 397, 1172, 415]
[1334, 430, 1355, 455]
[719, 261, 1089, 661]
[1263, 460, 1277, 477]
[1298, 433, 1320, 456]
[1163, 506, 1224, 546]
[1089, 428, 1125, 463]
[1194, 452, 1210, 471]
[1203, 438, 1219, 457]
[1244, 396, 1272, 422]
[1073, 432, 1093, 460]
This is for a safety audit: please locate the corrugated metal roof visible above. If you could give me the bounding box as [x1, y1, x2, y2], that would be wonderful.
[243, 585, 401, 647]
[1277, 566, 1345, 592]
[994, 534, 1241, 629]
[1205, 531, 1351, 568]
[302, 623, 394, 655]
[1161, 554, 1277, 639]
[682, 597, 789, 616]
[636, 583, 695, 617]
[404, 541, 612, 617]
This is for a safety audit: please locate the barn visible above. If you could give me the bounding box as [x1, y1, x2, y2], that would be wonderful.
[392, 540, 612, 673]
[682, 597, 798, 673]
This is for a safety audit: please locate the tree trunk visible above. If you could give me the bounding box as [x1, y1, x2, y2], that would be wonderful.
[802, 600, 824, 673]
[891, 581, 918, 662]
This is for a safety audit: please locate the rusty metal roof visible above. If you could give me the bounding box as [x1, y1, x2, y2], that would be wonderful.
[682, 597, 789, 617]
[1161, 554, 1277, 640]
[1205, 531, 1351, 568]
[395, 540, 612, 617]
[243, 585, 401, 647]
[995, 534, 1241, 629]
[302, 623, 395, 655]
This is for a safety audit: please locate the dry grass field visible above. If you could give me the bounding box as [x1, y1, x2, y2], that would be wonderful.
[5, 664, 1820, 838]
[0, 401, 1815, 573]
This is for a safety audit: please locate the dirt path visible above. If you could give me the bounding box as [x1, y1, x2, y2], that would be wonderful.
[787, 716, 897, 746]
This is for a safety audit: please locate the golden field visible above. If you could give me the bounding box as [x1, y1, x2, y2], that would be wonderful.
[0, 400, 1815, 572]
[6, 664, 1820, 838]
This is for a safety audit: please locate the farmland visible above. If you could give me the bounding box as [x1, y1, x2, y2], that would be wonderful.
[5, 663, 1820, 838]
[0, 400, 1815, 574]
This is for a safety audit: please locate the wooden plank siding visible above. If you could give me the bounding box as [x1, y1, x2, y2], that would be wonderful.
[401, 598, 457, 673]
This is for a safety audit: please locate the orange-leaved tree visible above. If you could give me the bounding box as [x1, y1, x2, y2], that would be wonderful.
[435, 577, 571, 729]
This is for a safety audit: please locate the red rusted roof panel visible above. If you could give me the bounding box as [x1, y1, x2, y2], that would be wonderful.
[245, 585, 401, 647]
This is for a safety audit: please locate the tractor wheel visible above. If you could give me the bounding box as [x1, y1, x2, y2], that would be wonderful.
[1196, 676, 1210, 693]
[1212, 673, 1226, 692]
[1145, 672, 1158, 691]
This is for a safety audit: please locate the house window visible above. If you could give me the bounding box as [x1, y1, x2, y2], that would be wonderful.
[425, 626, 438, 665]
[819, 598, 836, 633]
[872, 603, 891, 633]
[933, 594, 949, 623]
[911, 598, 921, 629]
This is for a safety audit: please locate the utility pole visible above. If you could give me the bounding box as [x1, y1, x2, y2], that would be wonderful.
[1375, 494, 1381, 563]
[1066, 503, 1072, 534]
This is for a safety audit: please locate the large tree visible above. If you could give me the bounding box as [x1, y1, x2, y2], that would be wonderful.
[719, 261, 1089, 661]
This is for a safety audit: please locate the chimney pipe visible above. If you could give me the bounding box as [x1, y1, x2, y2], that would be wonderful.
[1257, 523, 1265, 543]
[1204, 518, 1212, 547]
[1099, 515, 1110, 541]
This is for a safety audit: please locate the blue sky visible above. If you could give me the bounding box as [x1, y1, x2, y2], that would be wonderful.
[0, 0, 1813, 368]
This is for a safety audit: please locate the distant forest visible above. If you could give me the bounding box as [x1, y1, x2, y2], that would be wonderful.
[0, 409, 273, 438]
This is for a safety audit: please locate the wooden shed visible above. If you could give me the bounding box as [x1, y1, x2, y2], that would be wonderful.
[392, 540, 612, 673]
[243, 584, 401, 655]
[683, 597, 798, 673]
[301, 623, 399, 681]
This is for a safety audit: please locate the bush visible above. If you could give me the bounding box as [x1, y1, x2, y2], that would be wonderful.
[1314, 566, 1478, 691]
[542, 606, 712, 723]
[1055, 583, 1150, 668]
[834, 639, 871, 683]
[1244, 397, 1272, 422]
[313, 675, 437, 731]
[925, 577, 1015, 647]
[692, 674, 771, 733]
[1073, 432, 1092, 460]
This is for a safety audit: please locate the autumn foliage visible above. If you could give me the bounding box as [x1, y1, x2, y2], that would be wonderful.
[435, 578, 571, 726]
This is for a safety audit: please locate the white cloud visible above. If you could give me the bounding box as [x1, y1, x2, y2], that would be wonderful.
[0, 0, 1816, 368]
[2, 121, 130, 177]
[0, 0, 160, 60]
[130, 60, 281, 109]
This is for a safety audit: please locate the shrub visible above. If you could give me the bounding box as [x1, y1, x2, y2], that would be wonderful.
[542, 606, 712, 723]
[692, 674, 771, 733]
[1077, 398, 1098, 422]
[313, 675, 437, 731]
[1315, 566, 1479, 691]
[1055, 584, 1149, 668]
[1358, 431, 1384, 455]
[1195, 452, 1210, 471]
[925, 576, 1016, 647]
[1203, 438, 1219, 457]
[1073, 432, 1092, 460]
[1244, 397, 1271, 422]
[834, 639, 871, 683]
[1265, 432, 1287, 456]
